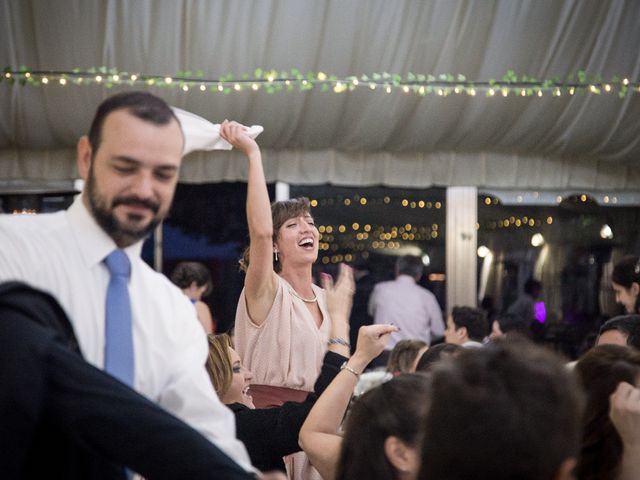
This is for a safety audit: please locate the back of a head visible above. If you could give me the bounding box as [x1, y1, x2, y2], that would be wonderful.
[396, 255, 424, 279]
[88, 91, 180, 154]
[575, 344, 640, 480]
[451, 306, 487, 342]
[170, 262, 213, 296]
[386, 340, 427, 374]
[598, 314, 640, 349]
[415, 343, 462, 373]
[495, 312, 530, 337]
[419, 339, 584, 480]
[337, 374, 430, 480]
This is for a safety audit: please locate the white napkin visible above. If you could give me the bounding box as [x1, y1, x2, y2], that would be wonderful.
[171, 107, 264, 155]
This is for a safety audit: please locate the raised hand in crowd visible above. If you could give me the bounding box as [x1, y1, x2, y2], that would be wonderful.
[299, 323, 397, 480]
[609, 381, 640, 480]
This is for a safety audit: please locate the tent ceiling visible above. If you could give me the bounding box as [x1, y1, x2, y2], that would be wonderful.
[1, 0, 639, 190]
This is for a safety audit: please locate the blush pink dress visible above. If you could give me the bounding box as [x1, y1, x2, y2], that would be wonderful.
[234, 275, 331, 480]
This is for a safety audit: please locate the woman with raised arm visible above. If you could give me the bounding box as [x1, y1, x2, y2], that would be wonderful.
[220, 121, 354, 478]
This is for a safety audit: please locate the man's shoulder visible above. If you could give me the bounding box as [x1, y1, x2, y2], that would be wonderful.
[0, 210, 67, 234]
[375, 279, 399, 290]
[0, 211, 70, 258]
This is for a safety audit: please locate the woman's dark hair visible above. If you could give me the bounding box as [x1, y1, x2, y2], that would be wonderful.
[386, 340, 427, 374]
[420, 339, 584, 480]
[575, 344, 640, 480]
[611, 256, 640, 313]
[336, 374, 430, 480]
[611, 255, 640, 289]
[239, 197, 312, 273]
[415, 343, 462, 372]
[169, 262, 213, 297]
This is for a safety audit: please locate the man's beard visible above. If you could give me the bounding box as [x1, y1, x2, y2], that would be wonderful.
[86, 169, 163, 247]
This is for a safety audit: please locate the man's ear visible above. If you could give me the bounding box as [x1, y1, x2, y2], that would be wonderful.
[77, 135, 92, 180]
[383, 436, 418, 476]
[457, 326, 468, 342]
[553, 457, 577, 480]
[632, 282, 640, 296]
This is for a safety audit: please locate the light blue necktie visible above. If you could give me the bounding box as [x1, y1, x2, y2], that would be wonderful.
[104, 249, 134, 387]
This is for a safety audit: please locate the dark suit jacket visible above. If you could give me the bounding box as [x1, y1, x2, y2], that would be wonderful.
[0, 282, 255, 480]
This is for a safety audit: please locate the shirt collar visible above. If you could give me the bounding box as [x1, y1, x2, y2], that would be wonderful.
[397, 274, 417, 284]
[66, 194, 144, 268]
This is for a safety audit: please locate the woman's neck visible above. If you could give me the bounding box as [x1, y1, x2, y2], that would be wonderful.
[279, 264, 315, 297]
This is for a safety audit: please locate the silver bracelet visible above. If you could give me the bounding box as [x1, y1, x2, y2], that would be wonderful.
[340, 361, 360, 377]
[328, 337, 351, 349]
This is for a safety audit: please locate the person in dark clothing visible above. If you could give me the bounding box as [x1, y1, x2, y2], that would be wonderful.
[348, 260, 376, 353]
[206, 324, 393, 473]
[207, 333, 347, 472]
[0, 282, 258, 480]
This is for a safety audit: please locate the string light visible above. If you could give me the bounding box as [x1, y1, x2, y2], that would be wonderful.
[3, 66, 636, 98]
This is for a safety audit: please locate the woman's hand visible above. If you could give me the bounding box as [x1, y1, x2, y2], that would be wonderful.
[610, 381, 640, 480]
[351, 324, 397, 365]
[610, 381, 640, 447]
[321, 264, 355, 325]
[219, 120, 260, 157]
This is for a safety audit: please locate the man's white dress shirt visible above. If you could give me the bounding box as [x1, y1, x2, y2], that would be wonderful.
[368, 275, 444, 349]
[0, 197, 252, 471]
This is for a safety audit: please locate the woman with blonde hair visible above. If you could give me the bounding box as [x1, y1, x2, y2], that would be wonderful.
[205, 303, 394, 472]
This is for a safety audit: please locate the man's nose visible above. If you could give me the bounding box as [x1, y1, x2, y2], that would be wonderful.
[131, 172, 154, 198]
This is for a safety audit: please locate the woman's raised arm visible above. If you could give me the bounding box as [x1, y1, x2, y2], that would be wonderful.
[220, 121, 278, 326]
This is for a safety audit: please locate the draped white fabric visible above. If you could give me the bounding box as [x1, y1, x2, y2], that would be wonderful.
[1, 0, 639, 189]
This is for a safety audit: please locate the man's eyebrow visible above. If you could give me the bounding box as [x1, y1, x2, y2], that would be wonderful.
[112, 155, 141, 166]
[112, 156, 178, 172]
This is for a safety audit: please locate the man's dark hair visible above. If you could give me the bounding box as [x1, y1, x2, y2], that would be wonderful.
[495, 312, 530, 337]
[451, 306, 487, 342]
[87, 91, 181, 155]
[419, 339, 585, 480]
[396, 255, 424, 278]
[598, 314, 640, 349]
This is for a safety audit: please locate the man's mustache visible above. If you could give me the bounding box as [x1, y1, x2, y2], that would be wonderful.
[112, 196, 160, 214]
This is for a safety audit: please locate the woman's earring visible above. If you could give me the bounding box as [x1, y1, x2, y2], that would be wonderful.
[274, 251, 278, 262]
